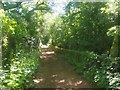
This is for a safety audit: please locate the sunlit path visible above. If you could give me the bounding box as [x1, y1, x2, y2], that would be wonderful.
[1, 1, 119, 89]
[33, 45, 96, 88]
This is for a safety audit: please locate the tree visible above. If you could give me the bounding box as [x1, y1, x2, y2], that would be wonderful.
[1, 0, 50, 69]
[108, 26, 120, 57]
[106, 2, 120, 57]
[49, 2, 114, 54]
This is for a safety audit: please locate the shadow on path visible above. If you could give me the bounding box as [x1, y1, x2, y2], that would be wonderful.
[33, 45, 96, 88]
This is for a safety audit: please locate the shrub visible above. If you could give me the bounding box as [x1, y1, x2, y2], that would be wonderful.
[57, 49, 120, 89]
[0, 50, 40, 90]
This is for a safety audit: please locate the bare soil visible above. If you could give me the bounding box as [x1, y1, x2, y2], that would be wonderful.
[33, 45, 96, 88]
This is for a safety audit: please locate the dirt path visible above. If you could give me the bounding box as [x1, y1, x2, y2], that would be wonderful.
[33, 45, 96, 88]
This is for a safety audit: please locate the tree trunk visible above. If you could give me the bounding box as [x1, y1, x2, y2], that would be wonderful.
[110, 27, 120, 57]
[0, 2, 3, 86]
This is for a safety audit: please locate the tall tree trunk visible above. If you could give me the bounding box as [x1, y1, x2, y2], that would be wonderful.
[110, 27, 120, 57]
[0, 1, 3, 85]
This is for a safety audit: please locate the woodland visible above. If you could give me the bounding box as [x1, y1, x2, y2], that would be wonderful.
[0, 0, 120, 89]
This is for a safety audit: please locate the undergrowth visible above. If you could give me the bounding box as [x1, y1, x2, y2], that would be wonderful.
[56, 49, 120, 89]
[0, 50, 40, 90]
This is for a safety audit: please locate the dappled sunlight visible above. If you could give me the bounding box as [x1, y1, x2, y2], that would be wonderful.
[41, 45, 49, 49]
[74, 81, 83, 86]
[40, 55, 47, 59]
[40, 45, 55, 60]
[40, 51, 55, 59]
[33, 78, 44, 84]
[58, 79, 65, 83]
[51, 74, 83, 86]
[33, 45, 95, 88]
[46, 51, 55, 54]
[33, 72, 84, 88]
[2, 0, 119, 89]
[42, 51, 55, 55]
[52, 74, 58, 78]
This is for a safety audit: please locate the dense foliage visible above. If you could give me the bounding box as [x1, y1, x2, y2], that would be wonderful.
[56, 49, 120, 88]
[48, 2, 120, 89]
[0, 1, 50, 89]
[0, 1, 120, 89]
[49, 2, 119, 54]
